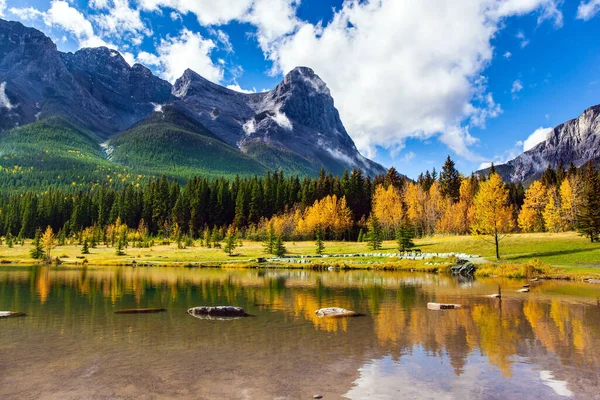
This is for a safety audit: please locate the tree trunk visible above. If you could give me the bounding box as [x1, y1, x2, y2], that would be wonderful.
[495, 234, 500, 259]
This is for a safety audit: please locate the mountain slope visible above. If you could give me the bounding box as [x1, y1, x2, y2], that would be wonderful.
[478, 104, 600, 183]
[110, 106, 268, 179]
[0, 18, 385, 181]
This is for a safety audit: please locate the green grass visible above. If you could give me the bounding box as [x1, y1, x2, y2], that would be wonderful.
[1, 232, 598, 279]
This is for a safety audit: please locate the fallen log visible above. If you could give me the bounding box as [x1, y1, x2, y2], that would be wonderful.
[0, 311, 26, 318]
[427, 303, 462, 310]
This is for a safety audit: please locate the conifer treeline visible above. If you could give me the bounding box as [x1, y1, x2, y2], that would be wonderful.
[1, 158, 599, 242]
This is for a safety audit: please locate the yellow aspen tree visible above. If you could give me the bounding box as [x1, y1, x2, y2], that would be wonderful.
[472, 173, 515, 259]
[424, 182, 444, 235]
[518, 181, 548, 232]
[404, 182, 425, 235]
[543, 188, 563, 232]
[41, 226, 56, 259]
[559, 177, 582, 231]
[372, 184, 404, 237]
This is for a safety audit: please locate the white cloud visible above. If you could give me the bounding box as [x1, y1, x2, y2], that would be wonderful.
[511, 79, 523, 94]
[243, 0, 300, 53]
[9, 0, 109, 48]
[138, 0, 253, 25]
[152, 29, 223, 83]
[226, 84, 257, 94]
[577, 0, 600, 20]
[399, 151, 416, 164]
[136, 51, 161, 66]
[516, 31, 530, 48]
[503, 51, 512, 58]
[93, 0, 151, 41]
[261, 0, 562, 160]
[523, 127, 552, 151]
[0, 0, 6, 17]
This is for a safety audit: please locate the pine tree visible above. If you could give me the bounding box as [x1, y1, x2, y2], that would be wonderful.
[366, 213, 383, 250]
[81, 239, 90, 254]
[223, 227, 238, 256]
[274, 236, 286, 257]
[210, 227, 221, 248]
[203, 228, 211, 248]
[263, 221, 276, 254]
[575, 163, 600, 242]
[30, 229, 44, 259]
[6, 232, 13, 248]
[396, 222, 415, 252]
[439, 156, 461, 203]
[115, 239, 125, 256]
[357, 228, 364, 243]
[315, 229, 325, 255]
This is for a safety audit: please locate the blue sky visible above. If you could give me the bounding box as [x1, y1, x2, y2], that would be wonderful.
[2, 0, 600, 178]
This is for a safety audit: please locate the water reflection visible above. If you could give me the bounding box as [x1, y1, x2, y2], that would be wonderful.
[0, 266, 599, 399]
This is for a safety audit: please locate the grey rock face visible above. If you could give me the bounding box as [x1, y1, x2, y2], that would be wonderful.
[174, 66, 385, 175]
[479, 105, 600, 183]
[0, 18, 384, 176]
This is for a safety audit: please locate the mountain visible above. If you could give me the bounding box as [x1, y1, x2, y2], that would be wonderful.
[0, 18, 384, 186]
[477, 104, 600, 183]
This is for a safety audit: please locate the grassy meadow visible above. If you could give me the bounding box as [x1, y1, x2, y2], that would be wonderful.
[1, 232, 599, 279]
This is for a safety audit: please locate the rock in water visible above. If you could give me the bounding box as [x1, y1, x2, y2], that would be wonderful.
[114, 308, 167, 314]
[0, 311, 26, 318]
[187, 306, 250, 318]
[517, 288, 530, 293]
[315, 307, 361, 318]
[427, 303, 462, 310]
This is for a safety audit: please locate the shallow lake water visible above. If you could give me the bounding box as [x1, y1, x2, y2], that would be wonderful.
[1, 266, 599, 399]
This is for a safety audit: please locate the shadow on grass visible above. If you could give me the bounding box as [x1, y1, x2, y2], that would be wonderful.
[505, 247, 598, 261]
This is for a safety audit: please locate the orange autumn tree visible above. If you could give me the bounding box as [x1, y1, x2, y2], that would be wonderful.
[403, 182, 426, 236]
[438, 178, 476, 234]
[518, 181, 548, 232]
[372, 184, 404, 238]
[472, 173, 515, 259]
[297, 195, 353, 239]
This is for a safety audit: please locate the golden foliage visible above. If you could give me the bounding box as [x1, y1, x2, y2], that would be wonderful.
[518, 181, 547, 232]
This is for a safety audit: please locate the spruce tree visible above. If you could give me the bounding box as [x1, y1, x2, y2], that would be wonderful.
[81, 239, 90, 254]
[366, 214, 383, 250]
[357, 228, 364, 243]
[440, 156, 461, 202]
[210, 227, 221, 248]
[274, 236, 286, 257]
[315, 229, 325, 255]
[30, 229, 44, 259]
[6, 233, 13, 248]
[223, 227, 237, 256]
[396, 223, 415, 252]
[575, 163, 600, 242]
[263, 221, 276, 254]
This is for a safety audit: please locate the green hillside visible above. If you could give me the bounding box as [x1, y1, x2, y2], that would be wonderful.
[243, 141, 319, 176]
[110, 108, 268, 180]
[0, 118, 131, 191]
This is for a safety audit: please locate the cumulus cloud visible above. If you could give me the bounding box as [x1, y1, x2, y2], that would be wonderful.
[151, 29, 224, 83]
[516, 31, 530, 48]
[9, 0, 109, 48]
[523, 127, 552, 151]
[577, 0, 600, 20]
[139, 0, 253, 25]
[0, 0, 6, 17]
[503, 51, 512, 58]
[226, 84, 257, 94]
[257, 0, 563, 159]
[92, 0, 151, 42]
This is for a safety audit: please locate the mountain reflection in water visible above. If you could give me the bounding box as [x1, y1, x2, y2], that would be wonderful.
[0, 266, 599, 399]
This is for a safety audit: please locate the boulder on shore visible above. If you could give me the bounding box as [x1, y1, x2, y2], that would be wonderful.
[315, 307, 362, 318]
[114, 308, 167, 314]
[187, 306, 250, 318]
[0, 311, 26, 318]
[428, 303, 462, 310]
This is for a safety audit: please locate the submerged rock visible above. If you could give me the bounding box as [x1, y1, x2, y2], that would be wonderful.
[187, 306, 250, 318]
[427, 303, 462, 310]
[114, 308, 166, 314]
[516, 288, 530, 293]
[0, 311, 26, 318]
[315, 307, 362, 318]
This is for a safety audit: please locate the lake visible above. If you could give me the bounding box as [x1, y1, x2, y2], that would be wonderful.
[1, 266, 599, 399]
